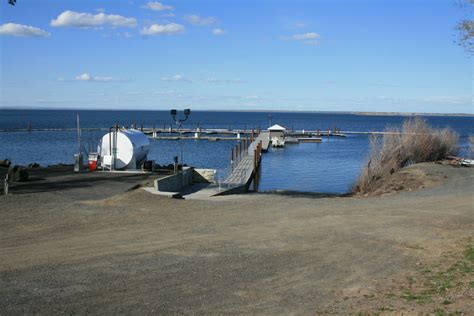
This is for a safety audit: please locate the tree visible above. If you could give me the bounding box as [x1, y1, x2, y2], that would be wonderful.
[456, 0, 474, 53]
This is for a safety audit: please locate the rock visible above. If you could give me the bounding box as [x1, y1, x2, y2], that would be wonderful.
[0, 159, 11, 168]
[7, 165, 29, 182]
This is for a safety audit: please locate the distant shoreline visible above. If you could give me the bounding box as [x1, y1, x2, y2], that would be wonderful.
[0, 107, 473, 117]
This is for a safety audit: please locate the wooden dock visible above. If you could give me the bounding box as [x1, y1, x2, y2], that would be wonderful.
[224, 131, 270, 191]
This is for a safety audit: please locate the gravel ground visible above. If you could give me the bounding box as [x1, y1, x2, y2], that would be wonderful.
[0, 163, 473, 314]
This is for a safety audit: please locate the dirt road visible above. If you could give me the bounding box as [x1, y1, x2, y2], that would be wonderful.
[0, 163, 473, 314]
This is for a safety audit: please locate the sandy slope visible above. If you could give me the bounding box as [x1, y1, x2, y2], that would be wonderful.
[0, 163, 473, 314]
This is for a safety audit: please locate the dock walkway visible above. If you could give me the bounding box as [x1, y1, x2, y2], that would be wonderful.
[225, 131, 270, 188]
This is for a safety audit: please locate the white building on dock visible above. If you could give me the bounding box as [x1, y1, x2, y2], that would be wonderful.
[267, 124, 286, 138]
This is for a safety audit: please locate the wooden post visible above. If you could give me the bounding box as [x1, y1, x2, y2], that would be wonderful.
[254, 149, 257, 169]
[231, 148, 234, 171]
[237, 143, 240, 162]
[253, 148, 257, 191]
[236, 144, 239, 163]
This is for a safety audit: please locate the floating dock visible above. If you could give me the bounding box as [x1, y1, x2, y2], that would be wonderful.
[0, 126, 349, 139]
[298, 137, 322, 143]
[0, 125, 410, 137]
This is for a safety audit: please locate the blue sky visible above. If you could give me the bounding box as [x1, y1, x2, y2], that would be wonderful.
[0, 0, 472, 113]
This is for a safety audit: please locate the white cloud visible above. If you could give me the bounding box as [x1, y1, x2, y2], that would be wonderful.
[143, 2, 173, 11]
[184, 14, 216, 26]
[302, 39, 319, 46]
[51, 11, 137, 28]
[282, 32, 320, 46]
[212, 28, 225, 36]
[422, 95, 472, 105]
[141, 23, 185, 35]
[204, 78, 245, 84]
[76, 73, 91, 81]
[0, 23, 50, 37]
[160, 13, 175, 18]
[75, 73, 120, 82]
[161, 74, 192, 82]
[295, 22, 307, 28]
[292, 32, 319, 40]
[93, 76, 114, 82]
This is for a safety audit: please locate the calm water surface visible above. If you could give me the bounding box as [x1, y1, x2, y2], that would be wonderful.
[1, 110, 472, 194]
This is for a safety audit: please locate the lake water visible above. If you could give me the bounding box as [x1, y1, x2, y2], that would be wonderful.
[0, 110, 472, 194]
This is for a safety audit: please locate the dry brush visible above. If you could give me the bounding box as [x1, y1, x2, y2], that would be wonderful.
[353, 118, 459, 194]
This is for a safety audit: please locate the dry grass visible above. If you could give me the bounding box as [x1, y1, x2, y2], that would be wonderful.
[353, 118, 459, 194]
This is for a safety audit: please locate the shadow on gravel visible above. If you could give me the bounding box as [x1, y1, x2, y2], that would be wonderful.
[0, 166, 169, 197]
[3, 174, 150, 195]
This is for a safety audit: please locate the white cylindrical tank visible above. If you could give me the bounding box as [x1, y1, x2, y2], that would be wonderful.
[98, 129, 150, 170]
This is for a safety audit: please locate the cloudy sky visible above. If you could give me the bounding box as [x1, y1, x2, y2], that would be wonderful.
[0, 0, 472, 113]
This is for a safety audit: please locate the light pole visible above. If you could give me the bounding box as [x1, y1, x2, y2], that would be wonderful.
[170, 109, 191, 182]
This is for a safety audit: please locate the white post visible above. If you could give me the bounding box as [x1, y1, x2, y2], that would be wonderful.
[77, 113, 81, 154]
[4, 174, 9, 196]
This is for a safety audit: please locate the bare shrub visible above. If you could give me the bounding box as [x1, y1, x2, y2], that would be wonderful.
[353, 118, 459, 194]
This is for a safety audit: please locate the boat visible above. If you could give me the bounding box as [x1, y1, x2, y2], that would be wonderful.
[272, 136, 285, 148]
[460, 159, 474, 166]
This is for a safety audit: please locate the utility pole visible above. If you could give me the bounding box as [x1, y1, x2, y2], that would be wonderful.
[170, 109, 191, 186]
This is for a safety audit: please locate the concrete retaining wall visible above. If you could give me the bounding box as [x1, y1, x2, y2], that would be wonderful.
[154, 167, 194, 192]
[193, 169, 216, 183]
[154, 167, 217, 192]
